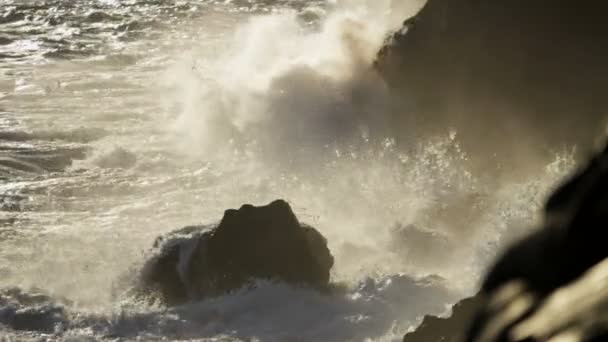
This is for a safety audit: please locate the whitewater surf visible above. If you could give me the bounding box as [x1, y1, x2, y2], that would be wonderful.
[0, 0, 576, 340]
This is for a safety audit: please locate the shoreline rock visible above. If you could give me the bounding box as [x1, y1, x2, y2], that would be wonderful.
[137, 199, 334, 306]
[376, 0, 608, 173]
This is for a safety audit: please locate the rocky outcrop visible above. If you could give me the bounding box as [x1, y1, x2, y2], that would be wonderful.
[403, 295, 482, 342]
[137, 199, 334, 306]
[376, 0, 608, 172]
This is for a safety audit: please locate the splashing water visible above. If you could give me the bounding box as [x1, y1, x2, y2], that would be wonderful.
[158, 0, 575, 286]
[165, 0, 422, 159]
[0, 0, 577, 340]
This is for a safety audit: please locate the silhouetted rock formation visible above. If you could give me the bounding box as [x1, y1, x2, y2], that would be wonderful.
[468, 259, 608, 342]
[376, 0, 608, 172]
[400, 144, 608, 341]
[462, 144, 608, 341]
[403, 295, 482, 342]
[137, 200, 334, 305]
[482, 146, 608, 295]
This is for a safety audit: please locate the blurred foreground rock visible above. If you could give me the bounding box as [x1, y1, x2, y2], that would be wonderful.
[402, 144, 608, 341]
[465, 144, 608, 342]
[470, 259, 608, 342]
[137, 199, 334, 305]
[403, 296, 482, 342]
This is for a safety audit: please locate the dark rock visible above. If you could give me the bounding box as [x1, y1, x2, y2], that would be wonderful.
[403, 296, 482, 342]
[137, 200, 334, 305]
[386, 2, 608, 340]
[376, 0, 608, 171]
[467, 259, 608, 342]
[483, 144, 608, 296]
[464, 144, 608, 341]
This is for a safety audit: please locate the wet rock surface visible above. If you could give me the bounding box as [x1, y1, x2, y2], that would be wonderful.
[138, 199, 334, 305]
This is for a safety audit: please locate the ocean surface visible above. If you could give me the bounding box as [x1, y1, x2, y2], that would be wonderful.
[0, 0, 575, 340]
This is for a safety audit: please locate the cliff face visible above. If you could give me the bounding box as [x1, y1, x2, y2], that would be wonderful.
[376, 0, 608, 172]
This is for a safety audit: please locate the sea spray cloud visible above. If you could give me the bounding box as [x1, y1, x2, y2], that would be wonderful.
[167, 1, 420, 161]
[158, 0, 576, 289]
[0, 1, 584, 339]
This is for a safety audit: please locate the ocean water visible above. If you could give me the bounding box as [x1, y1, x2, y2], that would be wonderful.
[0, 0, 576, 340]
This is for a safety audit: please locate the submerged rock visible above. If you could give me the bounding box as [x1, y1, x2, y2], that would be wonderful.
[0, 287, 68, 333]
[138, 200, 334, 305]
[467, 259, 608, 342]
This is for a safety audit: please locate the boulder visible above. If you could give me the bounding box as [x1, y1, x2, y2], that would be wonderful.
[137, 200, 334, 305]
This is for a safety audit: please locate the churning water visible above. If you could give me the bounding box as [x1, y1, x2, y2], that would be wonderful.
[0, 0, 575, 340]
